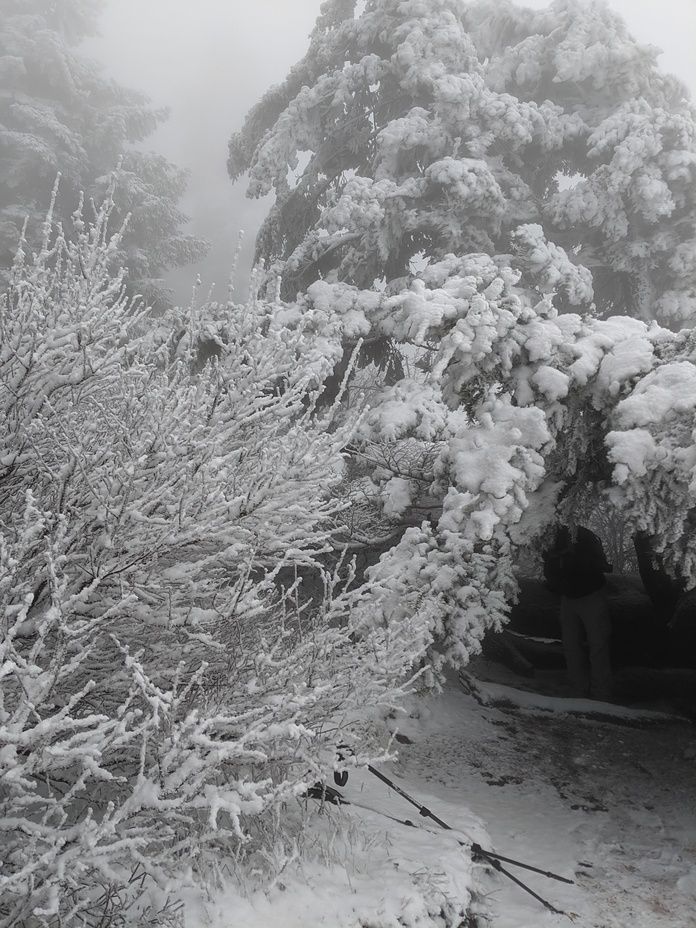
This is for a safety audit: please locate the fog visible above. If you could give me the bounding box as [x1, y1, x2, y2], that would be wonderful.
[84, 0, 696, 305]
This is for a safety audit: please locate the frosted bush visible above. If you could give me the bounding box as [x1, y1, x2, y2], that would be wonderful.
[0, 191, 425, 925]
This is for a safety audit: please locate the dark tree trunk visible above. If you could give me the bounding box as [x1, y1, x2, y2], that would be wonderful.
[633, 532, 684, 624]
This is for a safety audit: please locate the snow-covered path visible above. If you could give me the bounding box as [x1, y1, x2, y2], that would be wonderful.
[391, 670, 696, 927]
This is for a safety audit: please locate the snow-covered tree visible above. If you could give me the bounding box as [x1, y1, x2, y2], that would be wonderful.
[229, 0, 696, 326]
[0, 191, 423, 925]
[0, 0, 207, 307]
[230, 0, 696, 678]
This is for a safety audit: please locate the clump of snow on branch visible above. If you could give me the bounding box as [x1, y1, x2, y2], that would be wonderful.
[605, 352, 696, 580]
[512, 223, 594, 305]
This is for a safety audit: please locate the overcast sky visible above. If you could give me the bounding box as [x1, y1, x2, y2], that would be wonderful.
[86, 0, 696, 304]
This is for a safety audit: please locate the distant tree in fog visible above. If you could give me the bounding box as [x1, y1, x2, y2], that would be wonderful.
[0, 0, 207, 307]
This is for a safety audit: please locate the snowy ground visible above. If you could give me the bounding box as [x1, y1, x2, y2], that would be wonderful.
[190, 662, 696, 928]
[395, 663, 696, 928]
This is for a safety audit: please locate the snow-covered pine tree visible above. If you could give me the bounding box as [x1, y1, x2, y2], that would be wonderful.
[229, 0, 696, 678]
[0, 0, 207, 308]
[0, 190, 424, 925]
[229, 0, 696, 325]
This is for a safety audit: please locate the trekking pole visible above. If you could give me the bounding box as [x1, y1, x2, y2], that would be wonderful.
[334, 751, 574, 915]
[474, 853, 567, 917]
[470, 843, 575, 884]
[365, 762, 452, 831]
[364, 762, 573, 883]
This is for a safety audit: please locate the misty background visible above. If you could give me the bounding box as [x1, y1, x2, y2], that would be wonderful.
[84, 0, 696, 306]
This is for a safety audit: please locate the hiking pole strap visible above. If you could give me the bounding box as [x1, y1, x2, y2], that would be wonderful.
[367, 764, 452, 831]
[471, 843, 574, 885]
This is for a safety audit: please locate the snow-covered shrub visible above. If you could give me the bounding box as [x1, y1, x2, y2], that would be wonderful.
[0, 192, 425, 925]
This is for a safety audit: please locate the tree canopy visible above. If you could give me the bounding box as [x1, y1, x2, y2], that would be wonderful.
[0, 0, 207, 307]
[230, 0, 696, 673]
[229, 0, 696, 325]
